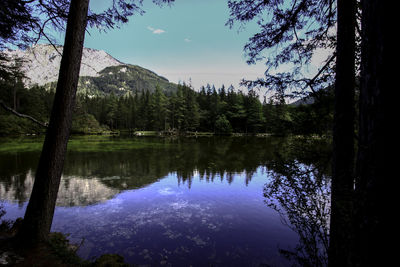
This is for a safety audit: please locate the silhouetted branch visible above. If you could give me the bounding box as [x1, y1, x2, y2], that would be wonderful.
[0, 99, 48, 128]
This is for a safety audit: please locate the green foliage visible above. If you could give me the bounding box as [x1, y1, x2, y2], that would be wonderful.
[214, 115, 232, 135]
[150, 85, 169, 131]
[0, 115, 44, 135]
[263, 100, 293, 136]
[47, 232, 86, 265]
[0, 75, 333, 136]
[245, 92, 265, 133]
[72, 65, 178, 97]
[71, 113, 109, 134]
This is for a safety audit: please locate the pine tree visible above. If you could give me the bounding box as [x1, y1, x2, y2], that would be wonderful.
[17, 0, 90, 243]
[226, 89, 246, 132]
[105, 93, 118, 129]
[183, 85, 200, 131]
[245, 91, 265, 133]
[151, 85, 169, 131]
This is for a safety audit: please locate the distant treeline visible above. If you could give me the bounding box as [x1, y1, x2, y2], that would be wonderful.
[0, 81, 333, 135]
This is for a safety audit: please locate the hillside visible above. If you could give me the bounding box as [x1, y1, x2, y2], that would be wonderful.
[3, 44, 177, 96]
[60, 64, 177, 97]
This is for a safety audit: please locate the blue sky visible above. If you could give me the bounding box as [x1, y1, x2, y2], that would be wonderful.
[83, 0, 267, 92]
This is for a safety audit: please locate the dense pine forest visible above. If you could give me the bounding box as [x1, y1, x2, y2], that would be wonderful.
[0, 81, 333, 136]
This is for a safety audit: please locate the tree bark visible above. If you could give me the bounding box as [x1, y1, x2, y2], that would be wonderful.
[354, 0, 384, 266]
[328, 0, 356, 266]
[17, 0, 89, 243]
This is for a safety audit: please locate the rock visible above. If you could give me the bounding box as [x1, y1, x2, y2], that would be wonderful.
[3, 44, 123, 87]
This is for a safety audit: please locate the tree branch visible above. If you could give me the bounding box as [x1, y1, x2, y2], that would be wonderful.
[0, 99, 48, 128]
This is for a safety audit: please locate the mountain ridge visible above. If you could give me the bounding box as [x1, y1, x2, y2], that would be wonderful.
[3, 44, 177, 96]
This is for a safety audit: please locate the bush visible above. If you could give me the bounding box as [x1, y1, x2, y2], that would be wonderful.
[214, 115, 232, 135]
[0, 115, 45, 135]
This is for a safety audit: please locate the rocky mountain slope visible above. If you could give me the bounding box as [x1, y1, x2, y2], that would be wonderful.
[4, 44, 177, 96]
[81, 65, 177, 97]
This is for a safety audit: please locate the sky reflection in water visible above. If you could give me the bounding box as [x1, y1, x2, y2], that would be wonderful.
[57, 169, 295, 266]
[0, 136, 331, 266]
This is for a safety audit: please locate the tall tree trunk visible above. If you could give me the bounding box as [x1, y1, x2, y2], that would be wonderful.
[328, 0, 356, 266]
[354, 0, 384, 266]
[17, 0, 90, 243]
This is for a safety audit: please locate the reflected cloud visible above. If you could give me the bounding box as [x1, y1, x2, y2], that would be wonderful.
[157, 187, 176, 196]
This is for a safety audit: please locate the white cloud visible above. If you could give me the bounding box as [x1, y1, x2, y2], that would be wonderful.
[147, 26, 166, 34]
[153, 29, 165, 34]
[184, 38, 192, 43]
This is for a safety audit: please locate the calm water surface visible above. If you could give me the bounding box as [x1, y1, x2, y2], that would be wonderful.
[0, 136, 331, 266]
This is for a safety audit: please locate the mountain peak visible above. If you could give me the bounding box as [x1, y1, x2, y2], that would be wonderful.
[4, 44, 124, 87]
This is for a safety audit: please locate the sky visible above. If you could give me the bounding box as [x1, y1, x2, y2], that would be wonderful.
[82, 0, 267, 93]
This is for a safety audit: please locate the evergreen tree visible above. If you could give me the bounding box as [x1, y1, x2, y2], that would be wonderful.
[173, 84, 187, 131]
[245, 91, 265, 133]
[105, 93, 118, 129]
[197, 85, 210, 131]
[141, 90, 151, 130]
[151, 85, 169, 131]
[183, 84, 200, 131]
[208, 86, 220, 132]
[116, 96, 130, 129]
[130, 90, 139, 129]
[226, 89, 246, 132]
[18, 0, 90, 244]
[263, 97, 292, 136]
[227, 0, 337, 99]
[219, 84, 226, 102]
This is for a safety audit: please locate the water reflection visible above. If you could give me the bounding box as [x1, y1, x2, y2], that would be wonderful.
[0, 136, 331, 266]
[263, 138, 331, 266]
[0, 170, 119, 207]
[0, 137, 295, 206]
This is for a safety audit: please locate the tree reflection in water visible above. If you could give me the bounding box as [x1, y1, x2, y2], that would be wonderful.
[1, 136, 332, 265]
[264, 139, 331, 267]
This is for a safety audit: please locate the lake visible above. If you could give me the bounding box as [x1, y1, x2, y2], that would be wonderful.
[0, 136, 331, 266]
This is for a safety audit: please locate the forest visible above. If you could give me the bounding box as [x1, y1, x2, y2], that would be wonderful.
[0, 0, 385, 266]
[0, 81, 333, 136]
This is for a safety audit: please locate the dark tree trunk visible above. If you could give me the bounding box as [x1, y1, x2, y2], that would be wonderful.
[328, 0, 356, 266]
[354, 0, 385, 266]
[17, 0, 89, 243]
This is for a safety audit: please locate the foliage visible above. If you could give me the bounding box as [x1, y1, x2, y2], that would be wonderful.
[0, 115, 44, 135]
[214, 115, 232, 135]
[1, 0, 176, 50]
[0, 203, 12, 233]
[0, 80, 334, 136]
[71, 113, 109, 134]
[264, 137, 332, 266]
[93, 254, 128, 267]
[226, 0, 344, 101]
[70, 65, 178, 97]
[46, 232, 87, 265]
